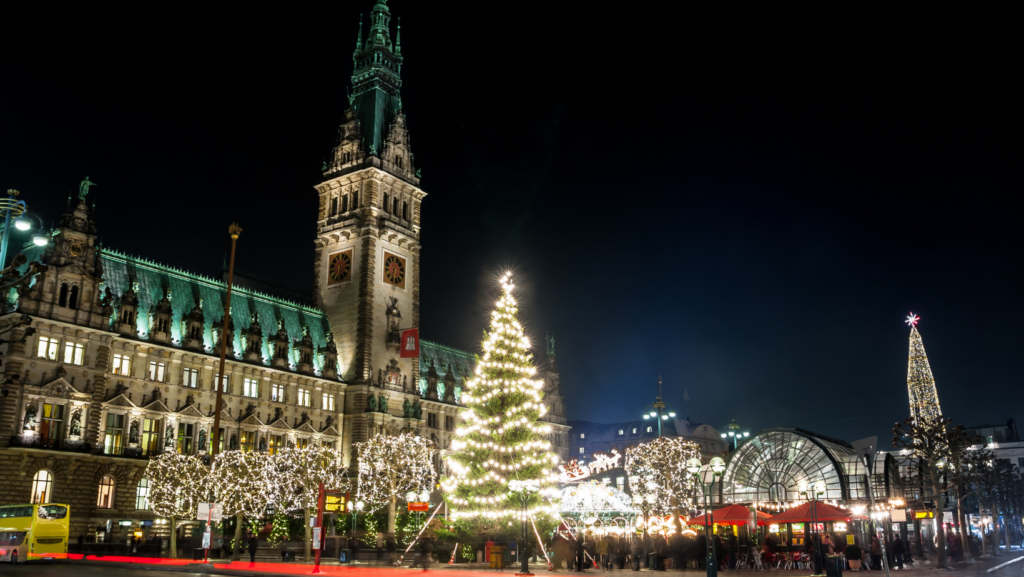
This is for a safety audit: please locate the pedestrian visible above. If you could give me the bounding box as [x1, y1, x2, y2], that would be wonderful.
[892, 535, 905, 570]
[280, 536, 289, 562]
[822, 533, 833, 556]
[576, 537, 586, 572]
[421, 537, 433, 571]
[597, 534, 610, 570]
[632, 536, 644, 571]
[387, 535, 397, 566]
[248, 532, 258, 564]
[870, 535, 881, 570]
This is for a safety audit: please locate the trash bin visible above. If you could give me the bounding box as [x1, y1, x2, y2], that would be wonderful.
[648, 553, 660, 570]
[339, 549, 351, 563]
[826, 555, 843, 577]
[632, 555, 641, 571]
[490, 546, 506, 568]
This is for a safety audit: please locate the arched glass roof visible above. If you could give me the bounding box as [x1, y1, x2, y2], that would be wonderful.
[714, 428, 854, 505]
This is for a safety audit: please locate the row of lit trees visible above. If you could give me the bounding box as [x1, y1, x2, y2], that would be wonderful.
[894, 414, 1024, 567]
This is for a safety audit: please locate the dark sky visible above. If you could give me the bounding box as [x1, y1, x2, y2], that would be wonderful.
[2, 4, 1020, 445]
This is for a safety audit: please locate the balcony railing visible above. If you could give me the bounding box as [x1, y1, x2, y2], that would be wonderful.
[8, 435, 92, 453]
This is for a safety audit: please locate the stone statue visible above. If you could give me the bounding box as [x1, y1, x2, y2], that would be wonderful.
[69, 411, 82, 436]
[378, 394, 388, 413]
[366, 394, 377, 412]
[546, 333, 556, 357]
[198, 429, 207, 451]
[258, 437, 267, 451]
[128, 421, 139, 444]
[403, 399, 412, 418]
[165, 427, 175, 447]
[78, 176, 97, 201]
[325, 416, 334, 429]
[23, 404, 37, 431]
[230, 434, 238, 450]
[412, 400, 422, 420]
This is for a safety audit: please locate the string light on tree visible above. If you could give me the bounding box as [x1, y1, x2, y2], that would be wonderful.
[144, 453, 209, 559]
[356, 432, 436, 535]
[441, 272, 560, 521]
[905, 312, 942, 421]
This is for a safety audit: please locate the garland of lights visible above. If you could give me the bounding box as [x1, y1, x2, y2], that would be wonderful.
[269, 446, 350, 512]
[209, 450, 275, 521]
[441, 273, 560, 520]
[355, 432, 437, 513]
[624, 436, 702, 515]
[906, 314, 943, 421]
[145, 452, 209, 520]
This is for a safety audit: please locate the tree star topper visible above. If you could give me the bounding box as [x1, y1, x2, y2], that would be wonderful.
[905, 312, 920, 327]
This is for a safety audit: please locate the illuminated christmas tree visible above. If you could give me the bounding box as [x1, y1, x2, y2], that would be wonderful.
[441, 273, 560, 520]
[906, 313, 943, 421]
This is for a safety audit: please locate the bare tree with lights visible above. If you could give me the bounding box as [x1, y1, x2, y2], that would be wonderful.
[356, 432, 436, 536]
[624, 436, 702, 516]
[209, 450, 271, 561]
[145, 453, 209, 559]
[940, 426, 988, 559]
[269, 446, 350, 561]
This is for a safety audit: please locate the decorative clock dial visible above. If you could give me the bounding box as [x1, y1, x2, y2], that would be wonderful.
[382, 252, 406, 288]
[328, 250, 352, 284]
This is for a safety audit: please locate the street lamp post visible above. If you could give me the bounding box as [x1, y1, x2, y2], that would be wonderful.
[799, 480, 826, 576]
[688, 457, 726, 577]
[509, 479, 539, 576]
[642, 375, 677, 438]
[347, 500, 364, 539]
[1, 190, 49, 268]
[720, 420, 750, 450]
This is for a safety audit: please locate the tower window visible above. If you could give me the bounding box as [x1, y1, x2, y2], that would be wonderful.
[353, 190, 359, 209]
[383, 193, 389, 211]
[395, 156, 403, 168]
[393, 198, 399, 215]
[58, 283, 68, 307]
[402, 201, 408, 220]
[342, 195, 348, 213]
[331, 197, 338, 215]
[68, 286, 79, 309]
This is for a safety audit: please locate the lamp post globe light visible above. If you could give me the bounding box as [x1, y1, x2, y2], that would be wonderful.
[509, 479, 540, 576]
[1, 190, 49, 269]
[347, 499, 364, 539]
[719, 420, 750, 450]
[641, 375, 678, 438]
[689, 456, 725, 577]
[799, 480, 827, 576]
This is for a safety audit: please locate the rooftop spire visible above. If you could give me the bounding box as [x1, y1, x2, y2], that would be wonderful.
[356, 14, 363, 49]
[396, 16, 401, 53]
[349, 0, 404, 157]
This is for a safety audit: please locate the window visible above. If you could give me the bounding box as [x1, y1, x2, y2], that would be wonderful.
[579, 447, 585, 455]
[177, 422, 194, 455]
[31, 471, 52, 504]
[215, 373, 230, 393]
[243, 378, 259, 398]
[341, 195, 348, 213]
[296, 437, 309, 449]
[40, 403, 64, 444]
[330, 197, 338, 215]
[183, 368, 199, 388]
[63, 342, 84, 365]
[383, 193, 390, 211]
[580, 433, 585, 439]
[112, 354, 131, 376]
[392, 198, 399, 215]
[272, 383, 284, 402]
[445, 415, 455, 431]
[97, 475, 115, 508]
[240, 430, 255, 453]
[402, 201, 408, 220]
[986, 436, 995, 445]
[297, 388, 311, 407]
[148, 361, 166, 382]
[617, 477, 625, 490]
[141, 418, 159, 456]
[136, 479, 150, 510]
[1018, 458, 1024, 469]
[428, 413, 438, 429]
[632, 428, 637, 434]
[37, 336, 59, 360]
[353, 190, 359, 209]
[268, 434, 284, 455]
[602, 478, 611, 485]
[646, 427, 653, 433]
[323, 393, 335, 411]
[395, 155, 403, 168]
[618, 430, 624, 435]
[69, 286, 79, 309]
[104, 414, 124, 455]
[59, 283, 69, 307]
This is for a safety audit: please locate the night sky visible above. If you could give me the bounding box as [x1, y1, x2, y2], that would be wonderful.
[2, 4, 1020, 445]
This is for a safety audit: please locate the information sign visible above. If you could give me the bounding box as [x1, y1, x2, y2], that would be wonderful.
[408, 502, 429, 512]
[202, 530, 211, 549]
[325, 493, 346, 512]
[313, 527, 322, 550]
[198, 502, 223, 522]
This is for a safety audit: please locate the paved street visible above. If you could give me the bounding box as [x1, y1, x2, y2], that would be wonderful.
[7, 551, 1024, 577]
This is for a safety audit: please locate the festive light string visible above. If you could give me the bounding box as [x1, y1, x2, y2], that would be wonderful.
[356, 433, 436, 513]
[624, 437, 702, 515]
[441, 272, 558, 519]
[145, 453, 208, 521]
[906, 313, 942, 421]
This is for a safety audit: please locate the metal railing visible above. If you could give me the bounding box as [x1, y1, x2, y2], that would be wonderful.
[8, 435, 92, 453]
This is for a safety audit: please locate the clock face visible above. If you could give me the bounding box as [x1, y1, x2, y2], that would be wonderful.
[382, 252, 406, 288]
[68, 241, 83, 257]
[327, 250, 352, 285]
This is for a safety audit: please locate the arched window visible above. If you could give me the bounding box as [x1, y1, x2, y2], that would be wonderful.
[392, 198, 399, 215]
[341, 195, 348, 213]
[646, 427, 652, 433]
[353, 190, 359, 209]
[330, 197, 338, 215]
[395, 156, 403, 168]
[383, 193, 389, 211]
[402, 201, 408, 220]
[136, 478, 150, 510]
[97, 475, 115, 508]
[31, 470, 53, 504]
[58, 283, 68, 307]
[68, 286, 79, 309]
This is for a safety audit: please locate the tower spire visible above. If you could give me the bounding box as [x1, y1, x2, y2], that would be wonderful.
[906, 313, 942, 421]
[396, 16, 401, 53]
[356, 14, 363, 49]
[349, 0, 403, 158]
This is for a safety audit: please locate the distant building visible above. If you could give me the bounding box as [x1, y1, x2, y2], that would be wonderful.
[567, 418, 726, 493]
[964, 419, 1024, 469]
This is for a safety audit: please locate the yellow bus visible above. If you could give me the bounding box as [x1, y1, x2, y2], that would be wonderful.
[0, 504, 71, 563]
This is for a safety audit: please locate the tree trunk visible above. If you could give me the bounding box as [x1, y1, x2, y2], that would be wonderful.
[1001, 517, 1010, 555]
[957, 492, 972, 559]
[389, 495, 397, 536]
[929, 470, 947, 568]
[232, 513, 243, 561]
[980, 505, 988, 556]
[170, 515, 177, 559]
[305, 507, 312, 562]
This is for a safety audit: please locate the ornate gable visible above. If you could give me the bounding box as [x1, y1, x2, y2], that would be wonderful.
[268, 418, 291, 430]
[142, 400, 172, 413]
[321, 425, 340, 437]
[103, 394, 136, 408]
[177, 405, 203, 418]
[295, 421, 317, 434]
[240, 414, 264, 427]
[37, 377, 87, 400]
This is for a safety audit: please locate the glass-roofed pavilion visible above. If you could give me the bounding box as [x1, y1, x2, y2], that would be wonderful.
[711, 427, 903, 507]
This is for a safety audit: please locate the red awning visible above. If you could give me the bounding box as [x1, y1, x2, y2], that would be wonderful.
[686, 504, 774, 526]
[764, 501, 851, 524]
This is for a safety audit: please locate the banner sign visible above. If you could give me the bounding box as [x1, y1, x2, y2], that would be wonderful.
[313, 527, 321, 550]
[408, 502, 429, 512]
[400, 328, 420, 358]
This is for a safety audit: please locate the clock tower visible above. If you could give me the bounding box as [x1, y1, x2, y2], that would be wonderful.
[314, 0, 425, 449]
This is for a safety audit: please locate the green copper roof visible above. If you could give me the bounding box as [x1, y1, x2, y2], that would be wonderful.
[419, 339, 476, 402]
[351, 0, 403, 156]
[100, 249, 334, 375]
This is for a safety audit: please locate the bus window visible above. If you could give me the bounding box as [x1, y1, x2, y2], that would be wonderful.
[1, 531, 27, 545]
[0, 506, 32, 518]
[37, 505, 67, 519]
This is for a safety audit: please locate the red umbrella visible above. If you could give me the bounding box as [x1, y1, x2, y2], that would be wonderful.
[764, 501, 851, 523]
[686, 504, 774, 526]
